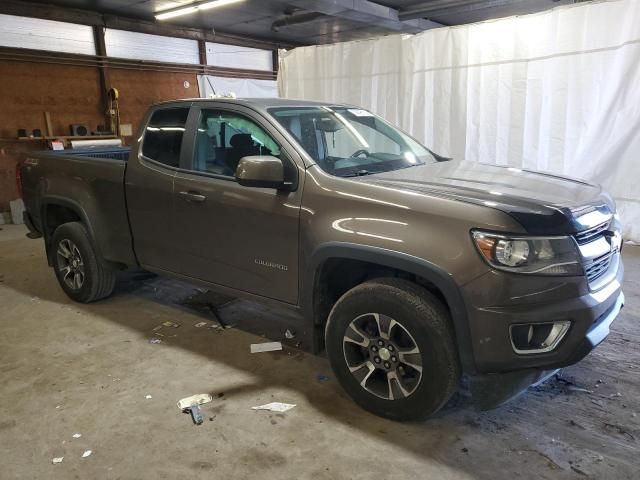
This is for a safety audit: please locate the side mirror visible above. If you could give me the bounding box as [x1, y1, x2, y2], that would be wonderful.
[235, 155, 285, 190]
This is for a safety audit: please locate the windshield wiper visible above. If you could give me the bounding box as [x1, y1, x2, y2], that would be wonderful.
[339, 169, 373, 177]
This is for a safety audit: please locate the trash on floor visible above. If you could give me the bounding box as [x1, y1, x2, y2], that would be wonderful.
[568, 386, 593, 394]
[250, 342, 283, 353]
[162, 321, 180, 328]
[177, 394, 213, 425]
[178, 393, 213, 425]
[82, 450, 92, 458]
[194, 322, 208, 328]
[145, 394, 153, 399]
[177, 394, 213, 410]
[149, 338, 162, 344]
[285, 329, 295, 339]
[252, 402, 296, 413]
[52, 457, 63, 464]
[72, 433, 81, 438]
[152, 325, 163, 332]
[189, 404, 204, 425]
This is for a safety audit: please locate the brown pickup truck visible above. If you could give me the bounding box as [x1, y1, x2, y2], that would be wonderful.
[19, 98, 624, 420]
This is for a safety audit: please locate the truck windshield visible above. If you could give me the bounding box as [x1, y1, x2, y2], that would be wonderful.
[268, 106, 436, 177]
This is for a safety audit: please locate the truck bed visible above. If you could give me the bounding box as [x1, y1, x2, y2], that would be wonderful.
[20, 146, 138, 268]
[43, 146, 130, 161]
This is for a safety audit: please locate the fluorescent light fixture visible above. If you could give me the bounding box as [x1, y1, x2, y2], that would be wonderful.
[156, 0, 244, 21]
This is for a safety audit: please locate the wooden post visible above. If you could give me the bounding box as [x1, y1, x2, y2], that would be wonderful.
[44, 112, 53, 137]
[93, 25, 111, 130]
[272, 49, 279, 75]
[198, 39, 207, 74]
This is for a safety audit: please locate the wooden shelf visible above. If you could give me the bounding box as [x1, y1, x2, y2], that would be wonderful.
[15, 135, 118, 141]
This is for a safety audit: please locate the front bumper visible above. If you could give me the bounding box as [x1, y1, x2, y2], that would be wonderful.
[461, 254, 624, 374]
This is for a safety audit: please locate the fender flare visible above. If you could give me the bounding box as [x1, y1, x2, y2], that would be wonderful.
[303, 242, 476, 374]
[40, 196, 101, 264]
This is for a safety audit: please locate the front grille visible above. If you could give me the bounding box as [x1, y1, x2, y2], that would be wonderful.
[585, 252, 613, 283]
[574, 221, 610, 244]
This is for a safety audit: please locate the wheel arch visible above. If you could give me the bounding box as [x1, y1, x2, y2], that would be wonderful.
[303, 242, 476, 374]
[40, 196, 99, 266]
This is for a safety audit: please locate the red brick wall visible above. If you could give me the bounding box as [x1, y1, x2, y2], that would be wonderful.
[110, 68, 198, 141]
[0, 60, 198, 211]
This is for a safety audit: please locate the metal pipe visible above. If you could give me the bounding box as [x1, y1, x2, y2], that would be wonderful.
[272, 12, 327, 32]
[399, 0, 520, 21]
[0, 48, 277, 79]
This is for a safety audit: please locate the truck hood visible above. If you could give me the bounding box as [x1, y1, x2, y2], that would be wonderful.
[356, 160, 614, 234]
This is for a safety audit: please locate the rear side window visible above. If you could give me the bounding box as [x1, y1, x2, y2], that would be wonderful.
[142, 108, 189, 167]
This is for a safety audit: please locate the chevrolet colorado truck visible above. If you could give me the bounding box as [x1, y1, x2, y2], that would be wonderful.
[19, 98, 625, 420]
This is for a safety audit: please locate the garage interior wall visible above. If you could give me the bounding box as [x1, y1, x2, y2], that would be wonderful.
[0, 14, 276, 213]
[197, 75, 278, 98]
[0, 63, 198, 212]
[279, 0, 640, 242]
[199, 43, 278, 98]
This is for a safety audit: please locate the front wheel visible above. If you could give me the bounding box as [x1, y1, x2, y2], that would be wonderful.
[51, 222, 116, 303]
[325, 278, 460, 420]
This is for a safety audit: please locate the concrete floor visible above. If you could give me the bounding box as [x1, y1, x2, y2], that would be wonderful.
[0, 224, 638, 479]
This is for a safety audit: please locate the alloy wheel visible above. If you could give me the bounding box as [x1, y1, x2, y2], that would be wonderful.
[343, 313, 423, 400]
[56, 239, 85, 290]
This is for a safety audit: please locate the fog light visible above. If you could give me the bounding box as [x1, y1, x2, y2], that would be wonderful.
[510, 321, 571, 354]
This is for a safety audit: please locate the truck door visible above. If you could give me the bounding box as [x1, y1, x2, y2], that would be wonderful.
[171, 104, 303, 304]
[125, 106, 190, 272]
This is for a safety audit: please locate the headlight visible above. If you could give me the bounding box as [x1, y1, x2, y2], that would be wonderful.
[472, 230, 583, 276]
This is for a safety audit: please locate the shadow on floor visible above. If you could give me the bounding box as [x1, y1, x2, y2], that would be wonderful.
[2, 239, 639, 479]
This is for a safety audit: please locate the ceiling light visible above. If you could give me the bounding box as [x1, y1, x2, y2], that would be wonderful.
[156, 0, 244, 21]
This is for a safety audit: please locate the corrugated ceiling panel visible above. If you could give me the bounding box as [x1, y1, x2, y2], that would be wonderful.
[206, 42, 273, 71]
[105, 29, 200, 64]
[0, 14, 95, 55]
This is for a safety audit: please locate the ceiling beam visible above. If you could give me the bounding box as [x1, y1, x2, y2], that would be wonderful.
[398, 0, 521, 21]
[289, 0, 443, 33]
[0, 0, 299, 49]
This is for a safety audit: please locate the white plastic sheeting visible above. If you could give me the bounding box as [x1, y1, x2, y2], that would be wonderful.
[104, 29, 200, 64]
[205, 43, 273, 71]
[198, 75, 278, 98]
[0, 14, 95, 55]
[279, 0, 640, 241]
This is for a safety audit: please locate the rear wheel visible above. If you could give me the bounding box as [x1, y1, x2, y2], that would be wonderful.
[325, 278, 460, 420]
[51, 222, 116, 303]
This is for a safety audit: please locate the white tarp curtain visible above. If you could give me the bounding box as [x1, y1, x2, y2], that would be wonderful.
[279, 0, 640, 242]
[197, 75, 278, 98]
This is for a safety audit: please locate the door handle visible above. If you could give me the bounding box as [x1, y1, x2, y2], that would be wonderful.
[179, 191, 206, 203]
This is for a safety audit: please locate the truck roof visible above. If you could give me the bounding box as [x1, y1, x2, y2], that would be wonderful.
[155, 97, 346, 109]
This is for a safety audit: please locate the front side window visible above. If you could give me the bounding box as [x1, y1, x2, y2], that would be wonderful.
[142, 108, 189, 167]
[269, 106, 435, 177]
[192, 109, 281, 176]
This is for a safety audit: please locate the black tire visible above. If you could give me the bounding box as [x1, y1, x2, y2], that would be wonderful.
[325, 278, 460, 421]
[51, 222, 116, 303]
